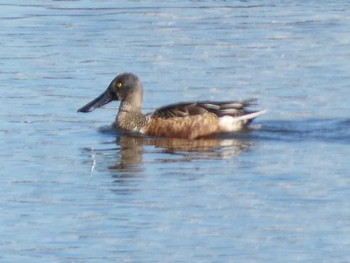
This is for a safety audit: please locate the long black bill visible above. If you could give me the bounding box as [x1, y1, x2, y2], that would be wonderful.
[77, 90, 114, 113]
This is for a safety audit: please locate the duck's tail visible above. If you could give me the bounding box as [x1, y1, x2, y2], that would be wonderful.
[218, 109, 267, 132]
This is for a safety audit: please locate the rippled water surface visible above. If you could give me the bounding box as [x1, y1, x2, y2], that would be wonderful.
[1, 1, 350, 262]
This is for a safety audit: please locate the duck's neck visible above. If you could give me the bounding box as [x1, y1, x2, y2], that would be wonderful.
[116, 93, 147, 133]
[118, 100, 142, 114]
[120, 84, 144, 113]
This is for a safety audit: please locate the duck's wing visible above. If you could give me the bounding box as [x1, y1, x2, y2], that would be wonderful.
[150, 99, 259, 119]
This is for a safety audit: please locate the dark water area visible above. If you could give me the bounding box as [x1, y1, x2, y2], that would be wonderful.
[258, 118, 350, 144]
[1, 1, 350, 262]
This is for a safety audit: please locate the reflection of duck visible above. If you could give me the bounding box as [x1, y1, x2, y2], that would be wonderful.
[78, 73, 266, 139]
[148, 136, 252, 155]
[109, 134, 253, 172]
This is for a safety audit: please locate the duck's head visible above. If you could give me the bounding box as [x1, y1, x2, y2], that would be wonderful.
[78, 72, 143, 113]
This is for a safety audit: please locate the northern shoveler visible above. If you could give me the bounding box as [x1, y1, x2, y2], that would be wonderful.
[78, 73, 266, 139]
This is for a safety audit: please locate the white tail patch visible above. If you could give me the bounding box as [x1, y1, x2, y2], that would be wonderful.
[218, 110, 267, 132]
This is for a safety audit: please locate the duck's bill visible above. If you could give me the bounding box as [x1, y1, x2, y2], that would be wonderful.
[77, 90, 113, 113]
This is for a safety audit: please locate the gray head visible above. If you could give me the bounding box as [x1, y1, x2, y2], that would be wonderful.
[77, 73, 144, 113]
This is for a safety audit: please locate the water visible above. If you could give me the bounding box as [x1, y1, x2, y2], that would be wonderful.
[1, 1, 350, 262]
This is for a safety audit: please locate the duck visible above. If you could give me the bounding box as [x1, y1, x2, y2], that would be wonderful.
[77, 73, 266, 139]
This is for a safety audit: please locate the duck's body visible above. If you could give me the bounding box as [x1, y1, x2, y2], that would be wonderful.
[78, 73, 266, 139]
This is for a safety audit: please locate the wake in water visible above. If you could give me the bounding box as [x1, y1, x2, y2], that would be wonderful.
[254, 118, 350, 144]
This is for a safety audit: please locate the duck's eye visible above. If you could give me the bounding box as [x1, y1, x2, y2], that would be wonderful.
[117, 82, 122, 88]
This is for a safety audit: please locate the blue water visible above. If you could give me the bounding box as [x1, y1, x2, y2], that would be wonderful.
[1, 1, 350, 262]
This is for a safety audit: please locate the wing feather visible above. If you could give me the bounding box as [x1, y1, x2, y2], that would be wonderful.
[150, 99, 260, 119]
